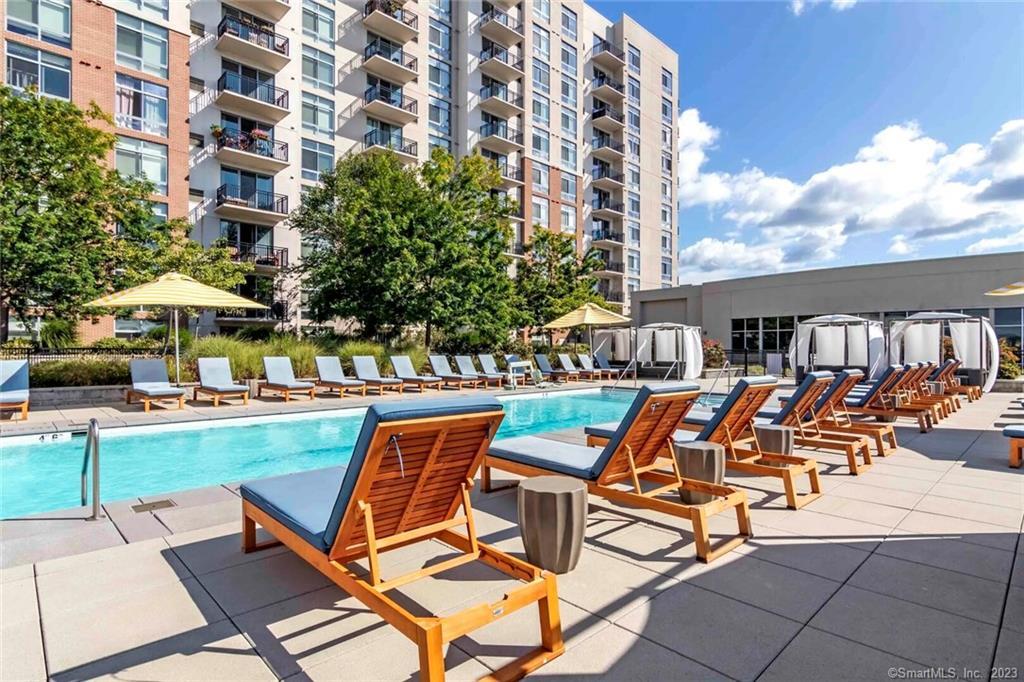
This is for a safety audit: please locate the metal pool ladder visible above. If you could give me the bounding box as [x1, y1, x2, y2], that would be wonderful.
[705, 360, 732, 400]
[80, 418, 103, 521]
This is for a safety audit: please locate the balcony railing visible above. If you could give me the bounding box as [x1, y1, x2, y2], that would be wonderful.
[591, 199, 625, 214]
[592, 39, 624, 62]
[480, 8, 523, 34]
[364, 0, 418, 29]
[226, 242, 289, 268]
[364, 39, 418, 71]
[600, 290, 625, 303]
[218, 72, 289, 108]
[364, 129, 418, 156]
[592, 228, 624, 242]
[592, 166, 624, 183]
[507, 241, 526, 255]
[593, 105, 624, 124]
[480, 85, 523, 108]
[216, 133, 288, 161]
[593, 137, 625, 154]
[115, 113, 168, 137]
[216, 184, 288, 213]
[480, 46, 524, 71]
[218, 16, 289, 55]
[597, 260, 624, 272]
[480, 122, 523, 145]
[217, 299, 287, 320]
[497, 163, 523, 181]
[363, 85, 418, 113]
[592, 74, 625, 93]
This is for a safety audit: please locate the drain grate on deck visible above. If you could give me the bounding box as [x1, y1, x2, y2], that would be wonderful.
[131, 499, 176, 513]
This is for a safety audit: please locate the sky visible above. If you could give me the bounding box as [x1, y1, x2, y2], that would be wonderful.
[591, 0, 1024, 283]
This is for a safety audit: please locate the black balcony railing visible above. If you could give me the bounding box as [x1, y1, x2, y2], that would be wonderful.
[597, 260, 625, 272]
[480, 85, 523, 108]
[591, 199, 625, 214]
[592, 228, 624, 242]
[592, 39, 625, 62]
[216, 184, 288, 213]
[592, 166, 624, 183]
[226, 242, 289, 267]
[601, 290, 625, 303]
[218, 16, 289, 55]
[593, 137, 625, 154]
[363, 85, 418, 114]
[218, 72, 289, 108]
[364, 129, 418, 156]
[363, 0, 418, 29]
[480, 122, 523, 145]
[507, 241, 526, 255]
[497, 163, 523, 181]
[592, 74, 625, 94]
[216, 133, 288, 162]
[479, 46, 524, 73]
[217, 299, 287, 321]
[364, 39, 418, 71]
[480, 8, 523, 35]
[593, 105, 624, 124]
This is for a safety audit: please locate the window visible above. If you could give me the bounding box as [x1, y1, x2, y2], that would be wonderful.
[152, 202, 168, 222]
[627, 134, 640, 158]
[302, 45, 334, 90]
[429, 133, 451, 152]
[124, 0, 167, 20]
[302, 0, 334, 44]
[627, 164, 640, 189]
[561, 6, 577, 40]
[661, 204, 672, 228]
[302, 91, 334, 138]
[5, 42, 70, 99]
[7, 0, 71, 47]
[301, 138, 334, 181]
[661, 152, 673, 175]
[561, 109, 576, 136]
[627, 192, 640, 218]
[627, 221, 640, 246]
[561, 205, 576, 233]
[429, 57, 451, 96]
[995, 308, 1024, 367]
[661, 231, 673, 254]
[661, 125, 673, 150]
[532, 94, 550, 127]
[429, 18, 451, 58]
[561, 175, 576, 202]
[532, 130, 549, 161]
[115, 135, 167, 194]
[627, 252, 640, 275]
[561, 139, 577, 171]
[532, 59, 550, 94]
[115, 73, 168, 137]
[661, 180, 671, 200]
[561, 76, 576, 107]
[661, 67, 673, 95]
[627, 44, 641, 73]
[533, 25, 550, 60]
[532, 199, 549, 229]
[661, 97, 673, 124]
[627, 76, 640, 102]
[115, 13, 168, 78]
[430, 0, 451, 21]
[429, 97, 450, 134]
[532, 162, 549, 193]
[561, 42, 577, 77]
[731, 318, 761, 351]
[627, 106, 640, 132]
[661, 258, 673, 281]
[533, 0, 550, 22]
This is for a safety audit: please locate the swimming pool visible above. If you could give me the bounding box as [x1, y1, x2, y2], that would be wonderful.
[1, 388, 650, 519]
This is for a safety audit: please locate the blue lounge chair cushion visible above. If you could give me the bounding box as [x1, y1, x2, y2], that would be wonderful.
[770, 371, 833, 425]
[391, 356, 440, 382]
[0, 389, 29, 404]
[429, 355, 475, 380]
[315, 356, 364, 387]
[488, 436, 603, 479]
[132, 384, 186, 397]
[479, 354, 503, 375]
[130, 359, 183, 397]
[241, 466, 347, 552]
[198, 358, 248, 393]
[505, 354, 529, 375]
[264, 357, 314, 389]
[0, 359, 29, 395]
[693, 376, 778, 440]
[1003, 425, 1024, 438]
[845, 365, 900, 408]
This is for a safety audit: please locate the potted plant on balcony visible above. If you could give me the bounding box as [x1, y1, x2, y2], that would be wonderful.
[210, 124, 225, 139]
[250, 128, 271, 156]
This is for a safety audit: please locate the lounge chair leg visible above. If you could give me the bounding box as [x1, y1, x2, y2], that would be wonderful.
[283, 390, 290, 403]
[243, 393, 249, 405]
[538, 572, 564, 655]
[213, 395, 219, 407]
[20, 402, 28, 420]
[1011, 439, 1023, 469]
[241, 509, 282, 553]
[143, 399, 150, 413]
[416, 623, 445, 682]
[691, 506, 711, 561]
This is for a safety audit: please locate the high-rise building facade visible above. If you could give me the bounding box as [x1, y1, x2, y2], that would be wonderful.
[2, 0, 677, 334]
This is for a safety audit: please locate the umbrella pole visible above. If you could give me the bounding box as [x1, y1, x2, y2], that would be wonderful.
[174, 307, 181, 385]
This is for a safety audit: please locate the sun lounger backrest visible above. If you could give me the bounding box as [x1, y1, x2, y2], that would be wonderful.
[594, 383, 701, 484]
[198, 357, 233, 386]
[696, 376, 779, 444]
[0, 359, 29, 392]
[315, 356, 345, 382]
[505, 354, 528, 375]
[479, 354, 501, 374]
[595, 352, 613, 370]
[818, 370, 863, 412]
[851, 365, 901, 408]
[454, 356, 479, 376]
[578, 355, 596, 371]
[264, 356, 297, 384]
[930, 358, 955, 381]
[534, 354, 555, 373]
[353, 356, 382, 380]
[429, 355, 454, 376]
[770, 372, 833, 426]
[557, 354, 578, 371]
[390, 355, 419, 378]
[328, 397, 504, 560]
[131, 358, 171, 386]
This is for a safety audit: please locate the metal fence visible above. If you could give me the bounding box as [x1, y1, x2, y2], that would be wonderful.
[718, 349, 792, 377]
[0, 347, 164, 365]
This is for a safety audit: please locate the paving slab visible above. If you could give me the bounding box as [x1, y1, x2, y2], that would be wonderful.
[0, 521, 124, 568]
[992, 627, 1024, 672]
[153, 498, 242, 534]
[826, 480, 925, 509]
[758, 626, 922, 682]
[1, 618, 47, 681]
[733, 527, 872, 583]
[803, 494, 911, 528]
[1002, 585, 1024, 634]
[876, 535, 1016, 583]
[894, 510, 1019, 551]
[165, 522, 287, 576]
[35, 535, 170, 575]
[195, 551, 332, 617]
[914, 494, 1024, 529]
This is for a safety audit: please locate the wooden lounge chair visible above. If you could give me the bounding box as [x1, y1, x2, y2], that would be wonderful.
[314, 356, 367, 397]
[844, 365, 934, 433]
[391, 355, 444, 391]
[586, 377, 822, 510]
[535, 354, 578, 382]
[886, 364, 948, 423]
[595, 352, 624, 379]
[0, 359, 30, 420]
[259, 356, 316, 401]
[483, 384, 752, 564]
[806, 370, 898, 457]
[504, 354, 546, 384]
[126, 358, 185, 412]
[938, 359, 982, 401]
[558, 353, 601, 380]
[428, 355, 483, 389]
[454, 355, 504, 387]
[240, 397, 564, 681]
[907, 362, 960, 416]
[352, 356, 404, 395]
[1004, 425, 1023, 468]
[577, 355, 612, 380]
[194, 357, 249, 406]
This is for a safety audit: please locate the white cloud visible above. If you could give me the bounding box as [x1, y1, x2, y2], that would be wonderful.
[676, 108, 1024, 283]
[789, 0, 806, 16]
[790, 0, 857, 15]
[678, 237, 785, 280]
[966, 228, 1024, 255]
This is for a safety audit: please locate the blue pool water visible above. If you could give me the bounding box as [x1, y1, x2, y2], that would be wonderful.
[0, 389, 648, 519]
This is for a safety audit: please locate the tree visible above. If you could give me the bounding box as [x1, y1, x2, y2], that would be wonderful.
[514, 228, 604, 332]
[292, 148, 518, 348]
[0, 86, 155, 341]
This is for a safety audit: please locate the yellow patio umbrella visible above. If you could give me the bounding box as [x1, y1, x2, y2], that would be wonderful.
[85, 272, 267, 384]
[544, 302, 631, 354]
[985, 281, 1024, 296]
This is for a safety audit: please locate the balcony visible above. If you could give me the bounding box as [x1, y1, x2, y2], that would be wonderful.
[215, 132, 289, 173]
[592, 227, 625, 245]
[594, 259, 625, 276]
[479, 46, 525, 82]
[497, 162, 524, 188]
[215, 72, 289, 122]
[226, 242, 289, 269]
[591, 73, 625, 101]
[599, 289, 625, 304]
[362, 0, 418, 44]
[506, 241, 526, 257]
[216, 16, 289, 71]
[592, 104, 625, 133]
[591, 165, 624, 191]
[216, 299, 287, 323]
[479, 122, 524, 153]
[591, 39, 625, 70]
[363, 129, 419, 163]
[245, 0, 290, 22]
[362, 40, 418, 84]
[479, 8, 524, 46]
[214, 184, 288, 223]
[479, 84, 524, 118]
[362, 86, 418, 125]
[591, 136, 625, 162]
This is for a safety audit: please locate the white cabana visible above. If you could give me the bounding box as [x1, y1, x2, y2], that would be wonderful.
[788, 314, 886, 380]
[593, 323, 704, 381]
[888, 312, 999, 393]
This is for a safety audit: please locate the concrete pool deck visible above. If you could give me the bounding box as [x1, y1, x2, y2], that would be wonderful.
[1, 387, 1021, 680]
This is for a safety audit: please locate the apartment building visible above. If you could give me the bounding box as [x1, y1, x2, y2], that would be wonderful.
[2, 0, 678, 336]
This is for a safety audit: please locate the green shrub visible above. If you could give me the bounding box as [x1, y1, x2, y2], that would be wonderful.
[39, 318, 77, 349]
[334, 339, 388, 372]
[702, 338, 726, 369]
[147, 324, 193, 350]
[186, 337, 263, 380]
[30, 359, 131, 387]
[0, 338, 34, 350]
[998, 338, 1021, 379]
[232, 326, 274, 342]
[90, 337, 160, 350]
[262, 334, 320, 377]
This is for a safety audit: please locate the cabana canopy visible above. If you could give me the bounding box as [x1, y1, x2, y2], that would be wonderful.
[888, 311, 999, 393]
[789, 314, 886, 379]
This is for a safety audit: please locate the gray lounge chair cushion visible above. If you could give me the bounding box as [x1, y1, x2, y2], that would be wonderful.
[557, 354, 579, 372]
[0, 389, 29, 404]
[241, 396, 503, 553]
[0, 359, 29, 392]
[1003, 425, 1024, 438]
[455, 355, 500, 379]
[264, 357, 314, 390]
[769, 371, 832, 425]
[578, 356, 599, 372]
[429, 355, 476, 381]
[315, 356, 365, 387]
[505, 354, 530, 375]
[488, 436, 603, 479]
[130, 359, 185, 397]
[595, 352, 620, 372]
[583, 405, 723, 442]
[198, 358, 248, 393]
[535, 354, 574, 375]
[845, 365, 900, 407]
[479, 354, 502, 375]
